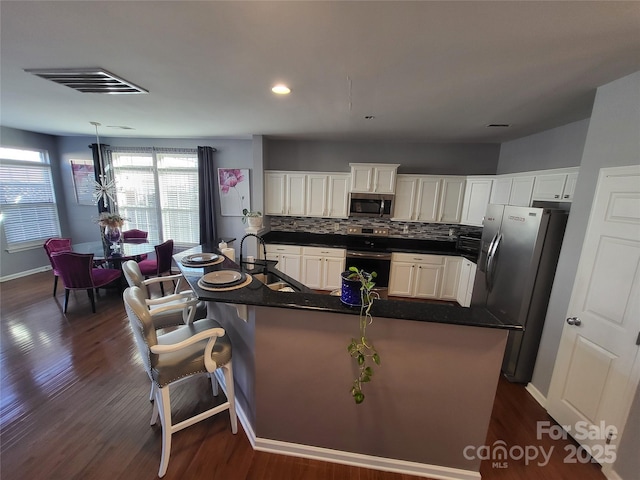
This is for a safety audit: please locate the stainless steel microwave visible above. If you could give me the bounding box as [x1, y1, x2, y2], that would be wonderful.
[348, 193, 394, 218]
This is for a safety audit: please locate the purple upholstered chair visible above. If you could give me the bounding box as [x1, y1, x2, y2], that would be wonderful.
[51, 251, 121, 313]
[137, 240, 174, 296]
[43, 237, 72, 296]
[122, 229, 149, 260]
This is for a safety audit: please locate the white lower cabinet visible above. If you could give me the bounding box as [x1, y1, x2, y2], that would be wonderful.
[388, 253, 444, 299]
[301, 247, 346, 290]
[440, 257, 463, 301]
[456, 258, 477, 307]
[389, 253, 468, 304]
[265, 244, 302, 282]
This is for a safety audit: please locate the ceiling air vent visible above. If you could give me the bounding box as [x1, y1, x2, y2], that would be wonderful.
[24, 68, 148, 94]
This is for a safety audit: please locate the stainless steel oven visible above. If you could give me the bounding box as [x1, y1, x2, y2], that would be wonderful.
[345, 226, 391, 287]
[348, 193, 394, 218]
[345, 250, 392, 287]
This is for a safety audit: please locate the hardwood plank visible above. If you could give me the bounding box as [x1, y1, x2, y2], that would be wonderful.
[0, 271, 605, 479]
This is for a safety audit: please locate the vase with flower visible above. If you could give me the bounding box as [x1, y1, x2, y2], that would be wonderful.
[97, 212, 127, 253]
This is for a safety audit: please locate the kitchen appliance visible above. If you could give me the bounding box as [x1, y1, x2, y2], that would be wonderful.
[471, 204, 568, 383]
[348, 193, 394, 218]
[456, 232, 481, 258]
[345, 226, 391, 287]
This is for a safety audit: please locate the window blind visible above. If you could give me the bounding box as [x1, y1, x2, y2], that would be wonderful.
[0, 149, 61, 252]
[111, 149, 199, 246]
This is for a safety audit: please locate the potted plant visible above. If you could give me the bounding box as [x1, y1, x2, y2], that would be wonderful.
[343, 267, 381, 404]
[242, 208, 263, 228]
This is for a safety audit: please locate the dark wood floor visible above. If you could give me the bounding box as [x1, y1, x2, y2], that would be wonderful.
[1, 271, 605, 480]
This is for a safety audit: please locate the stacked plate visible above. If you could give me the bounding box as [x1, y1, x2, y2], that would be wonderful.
[199, 270, 247, 289]
[181, 252, 220, 267]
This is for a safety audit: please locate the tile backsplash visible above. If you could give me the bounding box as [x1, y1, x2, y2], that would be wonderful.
[269, 216, 482, 241]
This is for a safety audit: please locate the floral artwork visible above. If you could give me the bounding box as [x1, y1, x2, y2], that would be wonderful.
[218, 168, 251, 216]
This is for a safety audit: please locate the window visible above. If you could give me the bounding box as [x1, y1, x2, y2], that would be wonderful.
[0, 147, 61, 252]
[111, 148, 199, 247]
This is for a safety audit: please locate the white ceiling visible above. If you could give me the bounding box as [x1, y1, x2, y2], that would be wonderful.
[1, 1, 639, 143]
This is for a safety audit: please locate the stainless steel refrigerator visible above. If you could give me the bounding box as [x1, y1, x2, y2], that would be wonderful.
[471, 204, 568, 383]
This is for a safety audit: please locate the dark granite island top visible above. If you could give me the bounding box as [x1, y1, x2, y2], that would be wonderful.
[175, 243, 521, 331]
[174, 243, 519, 479]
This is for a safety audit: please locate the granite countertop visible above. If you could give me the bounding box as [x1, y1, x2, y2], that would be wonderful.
[175, 243, 521, 331]
[261, 230, 478, 260]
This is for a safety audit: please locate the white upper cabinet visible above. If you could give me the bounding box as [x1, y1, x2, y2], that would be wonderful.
[264, 171, 287, 215]
[392, 175, 464, 223]
[509, 175, 535, 207]
[266, 171, 349, 218]
[326, 174, 350, 218]
[306, 174, 328, 217]
[489, 174, 535, 206]
[438, 177, 466, 223]
[349, 163, 399, 193]
[286, 173, 307, 216]
[264, 171, 307, 216]
[490, 176, 512, 205]
[532, 168, 579, 202]
[460, 177, 493, 226]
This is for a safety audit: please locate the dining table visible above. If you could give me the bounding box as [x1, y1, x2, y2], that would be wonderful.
[73, 239, 155, 269]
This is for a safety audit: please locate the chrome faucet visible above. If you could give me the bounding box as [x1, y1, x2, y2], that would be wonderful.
[239, 233, 267, 269]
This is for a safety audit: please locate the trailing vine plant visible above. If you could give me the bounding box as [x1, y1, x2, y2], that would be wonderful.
[346, 267, 381, 404]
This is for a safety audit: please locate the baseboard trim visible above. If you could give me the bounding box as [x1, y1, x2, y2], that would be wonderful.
[525, 382, 547, 408]
[603, 466, 623, 480]
[213, 370, 256, 449]
[254, 438, 481, 480]
[0, 265, 50, 283]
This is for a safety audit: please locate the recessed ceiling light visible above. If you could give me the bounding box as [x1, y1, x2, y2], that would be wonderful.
[272, 84, 291, 95]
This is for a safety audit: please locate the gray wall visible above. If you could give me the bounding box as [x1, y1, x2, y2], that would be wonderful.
[497, 119, 590, 174]
[496, 72, 640, 479]
[0, 127, 65, 279]
[266, 139, 500, 175]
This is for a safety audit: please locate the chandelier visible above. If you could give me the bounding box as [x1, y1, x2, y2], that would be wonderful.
[90, 121, 116, 208]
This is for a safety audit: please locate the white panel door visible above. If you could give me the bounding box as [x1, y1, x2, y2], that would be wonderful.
[461, 177, 493, 226]
[392, 176, 418, 221]
[286, 174, 307, 216]
[415, 177, 441, 222]
[414, 264, 443, 299]
[302, 255, 323, 289]
[327, 174, 350, 218]
[441, 257, 462, 300]
[388, 262, 414, 297]
[509, 175, 535, 206]
[323, 257, 345, 291]
[490, 176, 513, 205]
[373, 166, 397, 194]
[547, 165, 640, 467]
[264, 172, 286, 215]
[306, 174, 328, 217]
[439, 177, 465, 223]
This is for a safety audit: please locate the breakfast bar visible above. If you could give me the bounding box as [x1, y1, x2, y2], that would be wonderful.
[176, 243, 521, 480]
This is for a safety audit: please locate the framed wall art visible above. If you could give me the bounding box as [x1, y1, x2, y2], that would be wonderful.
[218, 168, 250, 216]
[71, 159, 96, 205]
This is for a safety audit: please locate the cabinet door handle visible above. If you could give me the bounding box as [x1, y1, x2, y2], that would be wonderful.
[554, 195, 560, 199]
[564, 195, 570, 199]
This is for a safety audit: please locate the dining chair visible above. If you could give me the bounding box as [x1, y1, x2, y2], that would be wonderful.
[122, 229, 149, 260]
[43, 237, 72, 297]
[137, 239, 175, 295]
[51, 251, 121, 313]
[123, 286, 237, 478]
[122, 260, 207, 330]
[122, 229, 148, 240]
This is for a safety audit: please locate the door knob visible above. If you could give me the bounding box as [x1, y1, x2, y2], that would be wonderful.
[566, 317, 582, 326]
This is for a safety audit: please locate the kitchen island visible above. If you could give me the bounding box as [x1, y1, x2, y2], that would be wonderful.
[176, 243, 521, 480]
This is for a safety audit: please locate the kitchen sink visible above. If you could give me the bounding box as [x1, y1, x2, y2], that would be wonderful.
[252, 272, 298, 292]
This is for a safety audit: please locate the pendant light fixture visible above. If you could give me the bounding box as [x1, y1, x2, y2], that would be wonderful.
[90, 121, 116, 208]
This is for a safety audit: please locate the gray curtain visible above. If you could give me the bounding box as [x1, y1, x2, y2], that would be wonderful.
[90, 142, 111, 214]
[197, 146, 218, 244]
